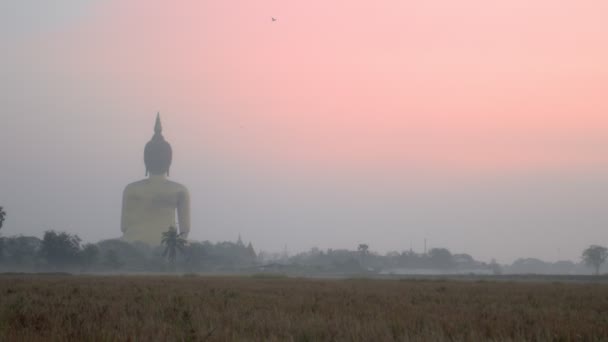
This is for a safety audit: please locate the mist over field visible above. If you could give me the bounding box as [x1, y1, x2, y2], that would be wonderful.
[2, 0, 608, 265]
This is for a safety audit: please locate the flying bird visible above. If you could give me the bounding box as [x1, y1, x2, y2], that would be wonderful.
[272, 17, 277, 22]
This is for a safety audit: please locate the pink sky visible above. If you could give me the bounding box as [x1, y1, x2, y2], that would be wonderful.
[3, 0, 608, 261]
[21, 0, 608, 178]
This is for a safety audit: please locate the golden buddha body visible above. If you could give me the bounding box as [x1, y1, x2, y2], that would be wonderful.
[121, 114, 190, 245]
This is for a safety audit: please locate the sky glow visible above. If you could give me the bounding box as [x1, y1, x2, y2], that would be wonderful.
[2, 0, 608, 262]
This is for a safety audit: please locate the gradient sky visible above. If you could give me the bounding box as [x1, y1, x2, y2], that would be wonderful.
[1, 0, 608, 263]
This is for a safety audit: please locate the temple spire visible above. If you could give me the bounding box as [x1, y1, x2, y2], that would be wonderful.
[154, 112, 162, 135]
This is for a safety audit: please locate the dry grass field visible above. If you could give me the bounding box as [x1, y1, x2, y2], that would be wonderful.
[0, 275, 607, 341]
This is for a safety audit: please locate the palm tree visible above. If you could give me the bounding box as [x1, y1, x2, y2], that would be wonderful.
[0, 206, 6, 230]
[161, 226, 187, 268]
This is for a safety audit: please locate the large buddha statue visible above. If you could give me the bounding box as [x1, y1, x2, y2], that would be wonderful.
[121, 114, 190, 245]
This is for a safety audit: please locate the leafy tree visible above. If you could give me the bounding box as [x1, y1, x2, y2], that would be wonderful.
[39, 231, 81, 269]
[80, 244, 100, 270]
[161, 226, 187, 267]
[489, 259, 503, 275]
[509, 258, 548, 274]
[428, 248, 454, 269]
[184, 242, 207, 271]
[104, 249, 124, 270]
[582, 245, 608, 275]
[0, 206, 6, 230]
[97, 239, 149, 270]
[357, 244, 371, 269]
[357, 244, 369, 255]
[3, 236, 41, 267]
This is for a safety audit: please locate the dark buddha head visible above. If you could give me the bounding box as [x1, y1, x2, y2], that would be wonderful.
[144, 113, 172, 176]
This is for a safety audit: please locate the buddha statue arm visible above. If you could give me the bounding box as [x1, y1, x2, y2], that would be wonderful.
[120, 187, 130, 233]
[177, 188, 191, 237]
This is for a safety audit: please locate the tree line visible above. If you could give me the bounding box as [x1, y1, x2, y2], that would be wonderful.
[0, 229, 257, 273]
[0, 206, 606, 274]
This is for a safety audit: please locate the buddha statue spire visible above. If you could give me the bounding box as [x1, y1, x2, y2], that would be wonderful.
[154, 112, 162, 135]
[144, 113, 172, 176]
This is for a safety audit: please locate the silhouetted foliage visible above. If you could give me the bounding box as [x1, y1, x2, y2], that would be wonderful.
[357, 244, 369, 255]
[104, 250, 124, 270]
[96, 239, 151, 271]
[428, 248, 454, 269]
[508, 258, 547, 274]
[39, 231, 81, 269]
[3, 236, 41, 267]
[80, 244, 99, 270]
[184, 242, 207, 271]
[0, 230, 259, 272]
[161, 226, 187, 267]
[0, 206, 6, 230]
[582, 245, 608, 275]
[489, 259, 503, 275]
[189, 240, 258, 271]
[0, 229, 593, 275]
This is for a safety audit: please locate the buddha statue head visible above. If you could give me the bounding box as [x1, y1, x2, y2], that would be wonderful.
[144, 113, 172, 176]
